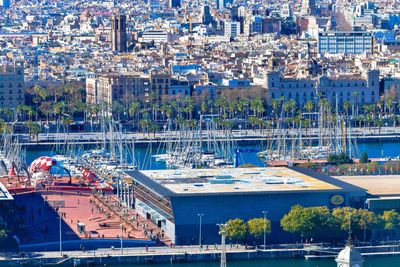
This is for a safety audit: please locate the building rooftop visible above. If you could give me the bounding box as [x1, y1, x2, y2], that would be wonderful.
[125, 167, 365, 196]
[334, 175, 400, 197]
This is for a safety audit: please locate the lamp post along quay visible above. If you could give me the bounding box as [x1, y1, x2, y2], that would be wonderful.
[217, 223, 228, 267]
[262, 210, 268, 249]
[198, 213, 204, 250]
[59, 211, 62, 256]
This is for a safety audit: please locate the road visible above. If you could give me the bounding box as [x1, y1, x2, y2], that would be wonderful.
[14, 126, 400, 145]
[0, 244, 261, 260]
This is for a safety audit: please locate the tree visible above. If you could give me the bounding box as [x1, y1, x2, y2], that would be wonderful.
[280, 205, 334, 239]
[129, 101, 141, 129]
[357, 209, 379, 240]
[332, 207, 378, 240]
[26, 122, 41, 140]
[381, 210, 400, 239]
[247, 218, 271, 239]
[359, 152, 369, 164]
[328, 153, 353, 165]
[0, 229, 7, 241]
[224, 218, 248, 242]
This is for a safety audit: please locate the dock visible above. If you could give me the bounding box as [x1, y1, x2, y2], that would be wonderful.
[10, 127, 400, 147]
[2, 244, 400, 266]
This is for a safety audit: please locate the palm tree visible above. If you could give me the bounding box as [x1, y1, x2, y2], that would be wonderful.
[34, 85, 48, 100]
[343, 101, 351, 118]
[201, 101, 208, 114]
[305, 100, 314, 147]
[129, 101, 140, 129]
[352, 91, 359, 116]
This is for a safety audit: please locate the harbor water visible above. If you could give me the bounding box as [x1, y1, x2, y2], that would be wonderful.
[24, 141, 400, 167]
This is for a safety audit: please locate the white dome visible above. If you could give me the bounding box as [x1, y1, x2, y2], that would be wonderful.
[336, 244, 364, 262]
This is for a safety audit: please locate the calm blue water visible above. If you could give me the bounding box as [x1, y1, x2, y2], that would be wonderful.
[24, 143, 267, 168]
[24, 141, 400, 167]
[357, 142, 400, 158]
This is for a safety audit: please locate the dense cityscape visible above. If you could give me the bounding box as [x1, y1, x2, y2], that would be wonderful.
[2, 0, 400, 266]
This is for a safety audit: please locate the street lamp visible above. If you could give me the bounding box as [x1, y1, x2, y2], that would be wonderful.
[217, 223, 228, 267]
[198, 213, 204, 250]
[262, 211, 268, 249]
[120, 209, 124, 254]
[59, 211, 62, 256]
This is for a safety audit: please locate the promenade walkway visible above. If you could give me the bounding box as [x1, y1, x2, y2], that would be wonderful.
[15, 126, 400, 146]
[11, 190, 166, 246]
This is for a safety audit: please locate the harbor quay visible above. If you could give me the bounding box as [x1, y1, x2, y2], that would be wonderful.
[2, 243, 400, 266]
[12, 126, 400, 146]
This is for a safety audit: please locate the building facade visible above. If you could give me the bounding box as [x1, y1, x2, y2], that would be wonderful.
[224, 21, 240, 37]
[301, 0, 316, 16]
[318, 31, 373, 55]
[169, 0, 181, 8]
[86, 73, 150, 109]
[111, 14, 127, 53]
[0, 61, 25, 109]
[265, 70, 380, 109]
[141, 29, 170, 44]
[125, 167, 366, 245]
[0, 0, 10, 8]
[150, 72, 171, 101]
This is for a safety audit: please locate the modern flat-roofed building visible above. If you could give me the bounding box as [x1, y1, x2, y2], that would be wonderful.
[224, 21, 240, 37]
[318, 31, 373, 55]
[124, 167, 366, 245]
[141, 29, 170, 44]
[0, 0, 10, 8]
[169, 0, 181, 8]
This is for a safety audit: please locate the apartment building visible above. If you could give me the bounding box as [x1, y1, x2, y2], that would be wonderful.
[0, 61, 25, 109]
